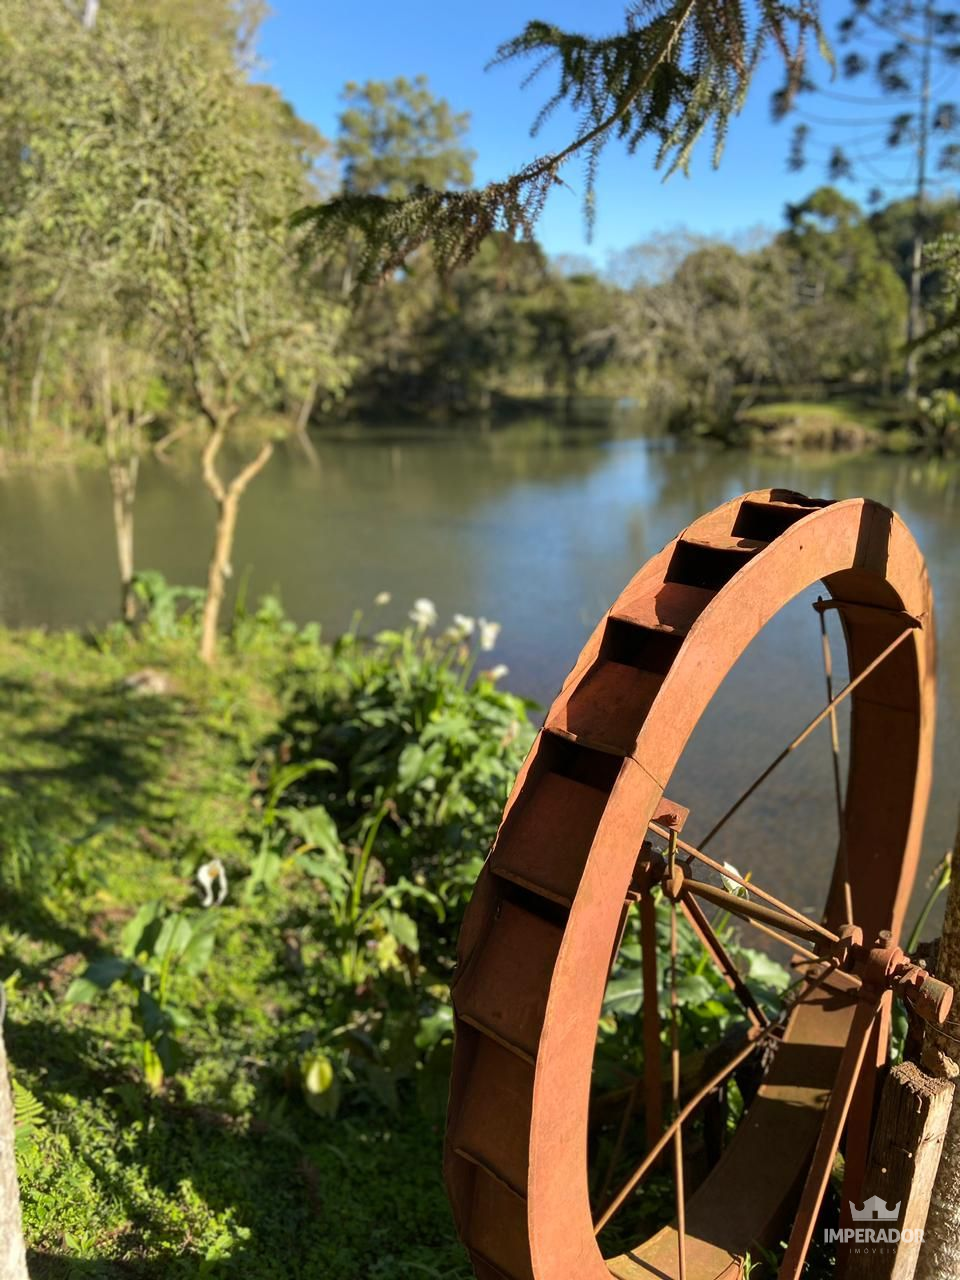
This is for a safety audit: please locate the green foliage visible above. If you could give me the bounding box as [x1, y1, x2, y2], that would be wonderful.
[925, 231, 960, 353]
[0, 610, 510, 1272]
[65, 901, 219, 1090]
[338, 75, 475, 198]
[780, 186, 909, 384]
[598, 890, 789, 1074]
[275, 606, 535, 936]
[917, 388, 960, 453]
[12, 1076, 46, 1155]
[0, 0, 350, 455]
[131, 571, 205, 639]
[298, 2, 826, 278]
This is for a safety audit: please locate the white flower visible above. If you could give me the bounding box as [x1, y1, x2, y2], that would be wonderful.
[374, 591, 391, 606]
[452, 613, 475, 637]
[409, 598, 438, 629]
[478, 617, 501, 651]
[720, 862, 749, 899]
[486, 664, 509, 682]
[197, 858, 228, 908]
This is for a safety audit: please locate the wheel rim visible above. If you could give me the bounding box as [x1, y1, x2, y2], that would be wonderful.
[444, 489, 935, 1280]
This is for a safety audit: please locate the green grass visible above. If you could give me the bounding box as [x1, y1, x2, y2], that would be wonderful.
[0, 624, 473, 1279]
[737, 398, 887, 426]
[734, 398, 888, 451]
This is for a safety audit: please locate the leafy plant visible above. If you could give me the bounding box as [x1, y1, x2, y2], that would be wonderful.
[262, 791, 451, 1116]
[916, 389, 960, 455]
[65, 901, 218, 1090]
[131, 570, 205, 639]
[12, 1077, 46, 1155]
[275, 603, 535, 964]
[597, 887, 790, 1088]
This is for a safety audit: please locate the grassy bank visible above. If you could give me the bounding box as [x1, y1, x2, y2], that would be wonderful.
[672, 389, 960, 455]
[1, 596, 799, 1277]
[0, 601, 536, 1278]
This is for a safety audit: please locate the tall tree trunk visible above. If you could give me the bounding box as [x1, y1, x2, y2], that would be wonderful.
[0, 1020, 29, 1280]
[916, 814, 960, 1279]
[108, 457, 139, 623]
[904, 0, 934, 403]
[99, 341, 147, 624]
[199, 427, 273, 664]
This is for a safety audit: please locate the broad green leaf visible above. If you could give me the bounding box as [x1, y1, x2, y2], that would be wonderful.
[603, 973, 645, 1017]
[180, 919, 217, 975]
[64, 955, 130, 1002]
[380, 909, 418, 953]
[265, 759, 335, 812]
[415, 1006, 453, 1051]
[280, 804, 342, 857]
[675, 974, 716, 1006]
[121, 901, 165, 958]
[153, 912, 193, 963]
[137, 989, 168, 1039]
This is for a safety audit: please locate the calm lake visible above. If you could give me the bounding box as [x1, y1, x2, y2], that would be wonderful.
[2, 404, 958, 924]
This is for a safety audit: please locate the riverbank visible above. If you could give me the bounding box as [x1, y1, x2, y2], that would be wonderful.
[2, 597, 799, 1276]
[670, 389, 960, 456]
[1, 606, 533, 1278]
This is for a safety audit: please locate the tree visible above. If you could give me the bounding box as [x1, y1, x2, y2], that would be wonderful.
[0, 0, 166, 614]
[778, 186, 908, 388]
[333, 76, 475, 296]
[338, 75, 475, 199]
[0, 1018, 28, 1280]
[527, 270, 625, 400]
[298, 3, 829, 280]
[623, 236, 791, 425]
[778, 0, 960, 397]
[0, 1, 351, 653]
[108, 24, 350, 661]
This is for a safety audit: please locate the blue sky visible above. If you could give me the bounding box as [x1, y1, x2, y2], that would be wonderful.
[255, 1, 952, 265]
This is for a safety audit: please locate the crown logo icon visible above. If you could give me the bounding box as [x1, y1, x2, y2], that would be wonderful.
[850, 1196, 900, 1222]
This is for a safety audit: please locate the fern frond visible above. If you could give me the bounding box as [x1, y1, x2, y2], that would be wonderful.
[13, 1077, 46, 1153]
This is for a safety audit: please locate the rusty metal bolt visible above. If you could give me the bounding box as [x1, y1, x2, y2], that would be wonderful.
[897, 968, 954, 1026]
[662, 861, 684, 901]
[824, 923, 863, 970]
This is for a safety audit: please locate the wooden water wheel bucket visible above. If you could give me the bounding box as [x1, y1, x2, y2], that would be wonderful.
[444, 489, 950, 1280]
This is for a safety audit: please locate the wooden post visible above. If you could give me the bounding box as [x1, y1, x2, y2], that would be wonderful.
[0, 1015, 29, 1280]
[845, 1059, 955, 1280]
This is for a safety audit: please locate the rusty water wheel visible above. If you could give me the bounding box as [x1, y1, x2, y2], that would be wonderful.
[444, 489, 941, 1280]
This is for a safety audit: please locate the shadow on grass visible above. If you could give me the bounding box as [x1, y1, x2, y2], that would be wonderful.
[0, 683, 186, 836]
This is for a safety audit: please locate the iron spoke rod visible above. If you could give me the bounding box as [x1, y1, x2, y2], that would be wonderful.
[697, 625, 916, 852]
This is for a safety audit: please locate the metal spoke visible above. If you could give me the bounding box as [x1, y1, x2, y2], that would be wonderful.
[778, 997, 880, 1280]
[740, 915, 821, 964]
[668, 832, 687, 1280]
[640, 887, 664, 1151]
[649, 820, 838, 944]
[682, 875, 832, 950]
[816, 599, 854, 922]
[696, 625, 916, 852]
[593, 1027, 774, 1234]
[680, 891, 768, 1028]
